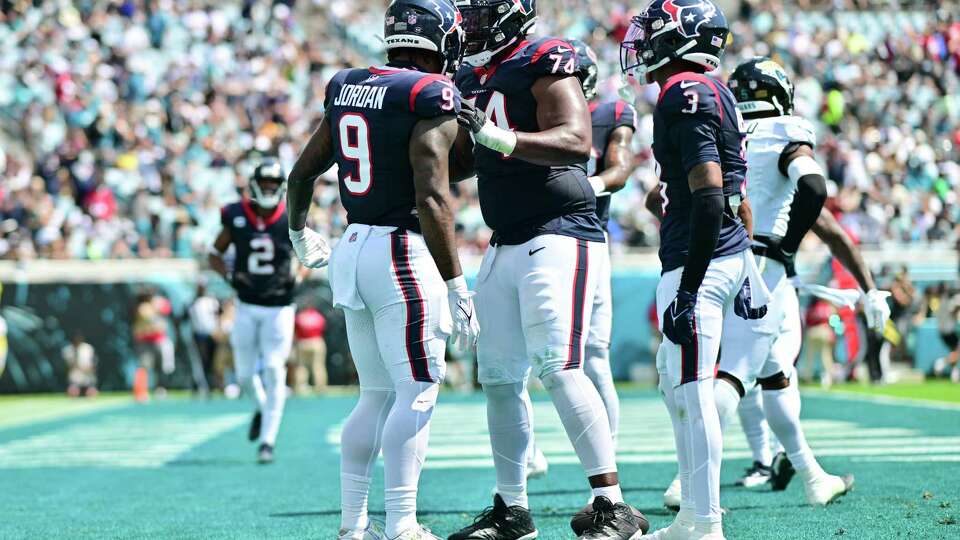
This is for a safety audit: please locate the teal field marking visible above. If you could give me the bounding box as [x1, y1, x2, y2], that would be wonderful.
[1, 390, 958, 539]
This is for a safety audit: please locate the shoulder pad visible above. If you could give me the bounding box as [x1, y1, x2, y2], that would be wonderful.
[778, 116, 817, 147]
[523, 37, 580, 78]
[657, 73, 724, 122]
[323, 69, 353, 110]
[409, 73, 461, 117]
[613, 100, 638, 130]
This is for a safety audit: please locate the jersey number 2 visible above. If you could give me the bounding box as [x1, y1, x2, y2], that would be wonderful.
[339, 113, 372, 195]
[248, 237, 275, 275]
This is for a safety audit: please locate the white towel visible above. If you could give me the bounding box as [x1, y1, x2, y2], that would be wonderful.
[743, 249, 774, 308]
[790, 276, 863, 309]
[329, 223, 374, 311]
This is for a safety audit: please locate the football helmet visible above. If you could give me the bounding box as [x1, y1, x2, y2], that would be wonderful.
[384, 0, 466, 75]
[728, 57, 795, 118]
[455, 0, 537, 66]
[249, 158, 286, 209]
[570, 39, 599, 101]
[620, 0, 729, 83]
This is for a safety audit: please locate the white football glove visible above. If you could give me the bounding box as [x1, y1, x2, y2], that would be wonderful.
[288, 227, 331, 268]
[862, 289, 892, 335]
[446, 276, 479, 351]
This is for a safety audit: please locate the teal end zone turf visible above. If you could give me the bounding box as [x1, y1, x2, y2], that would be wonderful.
[1, 390, 958, 539]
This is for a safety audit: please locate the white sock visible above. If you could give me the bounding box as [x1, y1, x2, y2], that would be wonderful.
[259, 364, 287, 446]
[713, 379, 741, 433]
[737, 385, 773, 465]
[762, 379, 825, 479]
[584, 346, 620, 445]
[677, 379, 723, 524]
[660, 373, 692, 513]
[340, 389, 395, 531]
[541, 370, 617, 478]
[484, 382, 531, 509]
[382, 381, 440, 538]
[592, 484, 624, 504]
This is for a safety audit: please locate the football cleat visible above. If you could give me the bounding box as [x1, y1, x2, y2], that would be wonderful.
[633, 515, 694, 540]
[662, 475, 681, 511]
[769, 452, 796, 491]
[248, 411, 262, 442]
[571, 496, 647, 539]
[448, 494, 538, 540]
[526, 446, 549, 480]
[339, 520, 387, 540]
[257, 443, 274, 464]
[735, 461, 772, 489]
[804, 473, 854, 506]
[391, 524, 442, 540]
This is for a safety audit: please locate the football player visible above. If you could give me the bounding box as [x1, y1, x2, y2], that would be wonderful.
[209, 159, 299, 465]
[733, 207, 890, 491]
[448, 1, 647, 538]
[719, 57, 889, 495]
[522, 40, 640, 483]
[621, 1, 766, 539]
[285, 1, 478, 539]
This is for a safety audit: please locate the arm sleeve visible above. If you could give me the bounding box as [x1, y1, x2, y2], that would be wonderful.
[220, 206, 230, 228]
[662, 84, 721, 175]
[413, 77, 461, 118]
[527, 38, 580, 78]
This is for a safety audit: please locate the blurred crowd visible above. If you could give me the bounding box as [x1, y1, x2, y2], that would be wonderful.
[1, 0, 959, 259]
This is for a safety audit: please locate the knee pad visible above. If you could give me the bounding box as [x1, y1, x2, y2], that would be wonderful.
[758, 371, 790, 391]
[716, 370, 745, 398]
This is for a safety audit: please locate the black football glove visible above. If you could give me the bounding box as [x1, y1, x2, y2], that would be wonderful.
[662, 289, 697, 346]
[734, 279, 767, 320]
[457, 99, 486, 134]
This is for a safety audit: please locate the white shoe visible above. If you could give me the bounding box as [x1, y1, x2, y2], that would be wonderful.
[526, 446, 549, 479]
[338, 519, 386, 540]
[688, 521, 724, 540]
[804, 473, 854, 506]
[662, 474, 681, 510]
[389, 524, 442, 540]
[632, 516, 693, 539]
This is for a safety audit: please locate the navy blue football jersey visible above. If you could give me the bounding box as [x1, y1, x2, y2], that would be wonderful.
[588, 99, 637, 229]
[652, 72, 750, 272]
[325, 63, 461, 233]
[455, 37, 604, 245]
[222, 200, 296, 307]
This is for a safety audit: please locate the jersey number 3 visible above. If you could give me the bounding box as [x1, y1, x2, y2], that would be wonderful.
[339, 113, 372, 195]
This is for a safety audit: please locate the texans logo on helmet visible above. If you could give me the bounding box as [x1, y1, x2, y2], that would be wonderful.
[662, 0, 716, 38]
[427, 0, 462, 33]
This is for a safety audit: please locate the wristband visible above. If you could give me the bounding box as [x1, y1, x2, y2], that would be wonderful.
[588, 176, 607, 196]
[475, 121, 517, 156]
[446, 275, 468, 293]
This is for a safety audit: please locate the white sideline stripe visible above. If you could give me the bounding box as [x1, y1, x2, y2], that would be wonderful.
[0, 414, 247, 469]
[804, 389, 960, 411]
[853, 455, 960, 463]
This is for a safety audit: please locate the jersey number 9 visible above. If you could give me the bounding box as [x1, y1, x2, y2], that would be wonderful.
[339, 113, 373, 195]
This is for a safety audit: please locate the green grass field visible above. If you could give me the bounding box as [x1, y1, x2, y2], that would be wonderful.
[2, 386, 958, 539]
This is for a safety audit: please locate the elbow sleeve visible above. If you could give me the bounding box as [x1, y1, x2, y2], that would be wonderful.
[780, 169, 827, 255]
[679, 187, 724, 294]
